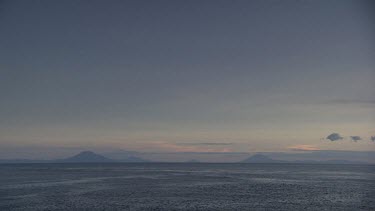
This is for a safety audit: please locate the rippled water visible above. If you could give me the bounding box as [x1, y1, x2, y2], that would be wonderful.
[0, 163, 374, 210]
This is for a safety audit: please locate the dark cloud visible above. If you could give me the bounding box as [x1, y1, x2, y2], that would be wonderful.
[350, 136, 362, 142]
[326, 133, 344, 141]
[371, 136, 375, 142]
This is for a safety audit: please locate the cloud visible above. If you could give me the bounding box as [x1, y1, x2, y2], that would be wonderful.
[179, 142, 233, 146]
[350, 136, 362, 142]
[288, 145, 319, 151]
[371, 136, 375, 142]
[328, 99, 375, 106]
[148, 142, 233, 153]
[326, 133, 344, 141]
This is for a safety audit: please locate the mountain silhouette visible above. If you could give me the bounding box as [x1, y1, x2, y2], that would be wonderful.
[59, 151, 114, 163]
[240, 154, 368, 164]
[0, 151, 370, 164]
[241, 154, 284, 163]
[0, 151, 150, 163]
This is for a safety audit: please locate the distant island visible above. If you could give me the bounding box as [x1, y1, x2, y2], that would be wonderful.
[55, 151, 115, 163]
[0, 151, 149, 163]
[241, 154, 369, 165]
[0, 151, 370, 164]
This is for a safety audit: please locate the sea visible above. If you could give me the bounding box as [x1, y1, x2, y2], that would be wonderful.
[0, 163, 374, 210]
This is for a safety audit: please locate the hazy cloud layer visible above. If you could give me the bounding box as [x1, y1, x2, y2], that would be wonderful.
[179, 142, 234, 146]
[326, 133, 344, 141]
[287, 145, 319, 151]
[147, 142, 233, 153]
[350, 136, 362, 142]
[328, 99, 375, 106]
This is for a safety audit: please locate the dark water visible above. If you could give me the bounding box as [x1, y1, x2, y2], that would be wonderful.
[0, 163, 374, 210]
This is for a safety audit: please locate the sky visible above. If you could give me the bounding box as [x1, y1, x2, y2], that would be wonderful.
[0, 0, 374, 159]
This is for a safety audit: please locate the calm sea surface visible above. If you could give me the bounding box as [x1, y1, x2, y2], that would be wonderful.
[0, 163, 374, 210]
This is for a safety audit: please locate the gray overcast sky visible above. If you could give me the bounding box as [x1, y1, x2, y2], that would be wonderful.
[0, 0, 374, 157]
